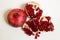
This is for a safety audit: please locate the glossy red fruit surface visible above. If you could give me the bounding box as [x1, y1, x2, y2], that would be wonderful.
[8, 9, 27, 27]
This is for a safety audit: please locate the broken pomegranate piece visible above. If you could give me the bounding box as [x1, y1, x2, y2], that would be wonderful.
[22, 27, 34, 36]
[25, 4, 35, 18]
[38, 16, 54, 32]
[38, 21, 49, 31]
[44, 22, 54, 32]
[25, 2, 42, 19]
[26, 20, 38, 32]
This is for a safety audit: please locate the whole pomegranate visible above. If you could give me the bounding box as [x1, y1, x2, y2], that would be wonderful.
[8, 9, 27, 27]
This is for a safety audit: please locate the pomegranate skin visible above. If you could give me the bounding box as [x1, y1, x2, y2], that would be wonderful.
[8, 9, 27, 27]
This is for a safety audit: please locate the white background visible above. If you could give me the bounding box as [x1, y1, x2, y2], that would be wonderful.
[0, 0, 60, 40]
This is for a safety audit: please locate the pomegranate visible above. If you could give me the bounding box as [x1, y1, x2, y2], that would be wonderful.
[22, 27, 34, 36]
[25, 2, 42, 19]
[26, 20, 38, 32]
[38, 21, 49, 31]
[25, 4, 35, 18]
[38, 16, 54, 32]
[8, 9, 27, 27]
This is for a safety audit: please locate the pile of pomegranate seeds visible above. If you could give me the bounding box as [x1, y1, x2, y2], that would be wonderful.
[22, 2, 54, 39]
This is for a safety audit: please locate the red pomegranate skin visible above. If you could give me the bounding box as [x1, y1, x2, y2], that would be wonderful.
[8, 9, 27, 27]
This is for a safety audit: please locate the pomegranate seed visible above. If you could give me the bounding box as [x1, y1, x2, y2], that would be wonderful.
[22, 27, 34, 36]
